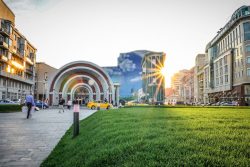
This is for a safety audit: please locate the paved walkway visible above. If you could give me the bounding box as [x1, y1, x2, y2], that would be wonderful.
[0, 108, 96, 167]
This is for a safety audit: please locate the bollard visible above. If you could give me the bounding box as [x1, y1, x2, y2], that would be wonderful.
[73, 110, 79, 138]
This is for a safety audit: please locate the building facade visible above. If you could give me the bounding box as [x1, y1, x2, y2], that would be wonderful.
[142, 52, 166, 104]
[194, 54, 207, 103]
[179, 68, 195, 104]
[35, 62, 57, 101]
[103, 50, 151, 98]
[170, 69, 190, 102]
[0, 0, 36, 100]
[169, 68, 195, 104]
[195, 6, 250, 105]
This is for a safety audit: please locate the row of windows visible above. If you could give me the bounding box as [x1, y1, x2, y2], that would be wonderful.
[235, 70, 244, 78]
[217, 24, 242, 55]
[235, 68, 250, 77]
[0, 78, 32, 90]
[209, 22, 250, 59]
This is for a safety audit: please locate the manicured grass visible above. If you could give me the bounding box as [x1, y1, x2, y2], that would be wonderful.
[41, 107, 250, 167]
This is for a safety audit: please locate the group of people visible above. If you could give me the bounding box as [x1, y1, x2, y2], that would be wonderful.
[24, 91, 83, 119]
[58, 97, 81, 113]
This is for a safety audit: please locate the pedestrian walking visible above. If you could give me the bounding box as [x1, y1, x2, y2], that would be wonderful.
[67, 100, 72, 110]
[25, 92, 35, 119]
[58, 98, 65, 113]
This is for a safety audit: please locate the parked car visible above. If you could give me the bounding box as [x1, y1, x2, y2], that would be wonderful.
[87, 101, 112, 110]
[154, 101, 164, 105]
[35, 100, 49, 109]
[12, 99, 21, 104]
[119, 99, 126, 106]
[220, 102, 237, 106]
[0, 99, 18, 105]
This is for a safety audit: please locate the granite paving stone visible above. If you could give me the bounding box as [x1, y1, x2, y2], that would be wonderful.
[0, 108, 96, 167]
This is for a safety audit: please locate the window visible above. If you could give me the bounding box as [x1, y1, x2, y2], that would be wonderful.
[247, 56, 250, 64]
[216, 78, 219, 86]
[220, 76, 223, 85]
[225, 75, 229, 83]
[243, 22, 250, 41]
[239, 25, 242, 42]
[246, 45, 250, 52]
[9, 39, 12, 47]
[225, 65, 228, 74]
[247, 68, 250, 76]
[236, 27, 238, 45]
[224, 56, 227, 64]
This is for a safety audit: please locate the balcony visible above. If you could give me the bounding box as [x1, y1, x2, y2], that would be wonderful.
[0, 70, 34, 85]
[26, 68, 33, 75]
[11, 60, 24, 70]
[12, 49, 24, 59]
[12, 48, 17, 54]
[0, 41, 9, 49]
[0, 27, 10, 36]
[25, 57, 34, 65]
[0, 54, 8, 62]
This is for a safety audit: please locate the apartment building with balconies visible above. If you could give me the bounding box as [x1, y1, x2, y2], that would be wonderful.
[197, 5, 250, 105]
[0, 0, 36, 100]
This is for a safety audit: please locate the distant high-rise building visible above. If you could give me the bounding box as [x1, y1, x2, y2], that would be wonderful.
[142, 52, 166, 104]
[194, 54, 207, 103]
[171, 69, 190, 95]
[0, 0, 37, 100]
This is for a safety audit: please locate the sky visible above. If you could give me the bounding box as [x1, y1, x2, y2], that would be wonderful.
[4, 0, 249, 87]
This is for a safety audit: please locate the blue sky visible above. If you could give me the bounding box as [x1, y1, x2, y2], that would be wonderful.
[4, 0, 249, 86]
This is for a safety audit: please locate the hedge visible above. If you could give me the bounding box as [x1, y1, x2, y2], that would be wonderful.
[0, 105, 22, 112]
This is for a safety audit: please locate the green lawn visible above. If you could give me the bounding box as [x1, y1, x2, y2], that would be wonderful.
[41, 107, 250, 167]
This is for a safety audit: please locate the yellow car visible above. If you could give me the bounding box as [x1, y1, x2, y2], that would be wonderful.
[87, 101, 113, 110]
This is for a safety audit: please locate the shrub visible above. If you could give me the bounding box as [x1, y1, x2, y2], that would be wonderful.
[0, 104, 22, 112]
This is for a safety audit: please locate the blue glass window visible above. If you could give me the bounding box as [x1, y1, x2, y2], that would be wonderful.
[246, 45, 250, 52]
[243, 22, 250, 41]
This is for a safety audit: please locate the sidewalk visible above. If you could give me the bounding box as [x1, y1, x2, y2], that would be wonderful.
[0, 108, 96, 167]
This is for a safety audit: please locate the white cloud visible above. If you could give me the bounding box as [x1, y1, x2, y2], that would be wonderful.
[119, 59, 136, 72]
[130, 76, 142, 82]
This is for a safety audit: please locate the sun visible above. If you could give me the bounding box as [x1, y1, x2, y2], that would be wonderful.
[160, 66, 167, 77]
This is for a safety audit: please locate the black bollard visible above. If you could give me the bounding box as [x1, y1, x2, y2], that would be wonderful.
[73, 112, 79, 138]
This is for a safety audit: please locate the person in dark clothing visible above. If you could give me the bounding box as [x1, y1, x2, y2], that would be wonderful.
[25, 93, 35, 119]
[58, 98, 65, 113]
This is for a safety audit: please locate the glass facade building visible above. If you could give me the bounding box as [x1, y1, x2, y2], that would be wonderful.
[201, 6, 250, 105]
[142, 52, 166, 104]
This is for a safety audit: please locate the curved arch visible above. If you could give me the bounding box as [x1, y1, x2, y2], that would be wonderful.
[50, 61, 113, 92]
[49, 61, 115, 105]
[71, 83, 94, 101]
[61, 74, 100, 99]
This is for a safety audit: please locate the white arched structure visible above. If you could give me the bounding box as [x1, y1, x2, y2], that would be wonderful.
[49, 61, 119, 106]
[71, 83, 94, 101]
[61, 75, 100, 100]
